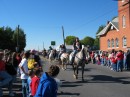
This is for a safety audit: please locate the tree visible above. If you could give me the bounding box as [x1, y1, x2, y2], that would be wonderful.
[12, 27, 26, 52]
[0, 26, 14, 50]
[95, 25, 105, 50]
[81, 36, 94, 47]
[96, 25, 105, 35]
[0, 26, 26, 52]
[65, 36, 76, 45]
[94, 38, 99, 50]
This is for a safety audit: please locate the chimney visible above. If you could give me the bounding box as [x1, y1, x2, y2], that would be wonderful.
[107, 21, 110, 25]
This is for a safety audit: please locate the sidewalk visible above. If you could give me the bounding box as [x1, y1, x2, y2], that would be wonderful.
[2, 77, 22, 97]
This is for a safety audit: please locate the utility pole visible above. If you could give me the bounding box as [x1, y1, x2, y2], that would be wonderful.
[43, 42, 44, 50]
[62, 26, 65, 46]
[38, 46, 39, 52]
[16, 25, 19, 52]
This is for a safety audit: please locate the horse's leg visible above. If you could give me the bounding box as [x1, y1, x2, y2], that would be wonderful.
[64, 59, 67, 70]
[72, 65, 76, 78]
[60, 60, 62, 69]
[76, 65, 79, 79]
[62, 61, 65, 70]
[82, 64, 85, 81]
[65, 62, 67, 70]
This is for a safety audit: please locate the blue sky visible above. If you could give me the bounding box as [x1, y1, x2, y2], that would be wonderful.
[0, 0, 118, 50]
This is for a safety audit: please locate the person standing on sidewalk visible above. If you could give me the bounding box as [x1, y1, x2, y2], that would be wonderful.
[116, 50, 124, 72]
[126, 50, 130, 70]
[19, 51, 30, 97]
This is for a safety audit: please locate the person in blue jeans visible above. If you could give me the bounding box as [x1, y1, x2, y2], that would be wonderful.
[116, 50, 124, 72]
[0, 51, 13, 97]
[70, 37, 82, 65]
[19, 51, 30, 97]
[0, 71, 13, 97]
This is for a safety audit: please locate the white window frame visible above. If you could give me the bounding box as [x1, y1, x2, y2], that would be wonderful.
[122, 15, 126, 28]
[107, 39, 110, 48]
[111, 39, 114, 48]
[115, 38, 119, 47]
[123, 37, 127, 47]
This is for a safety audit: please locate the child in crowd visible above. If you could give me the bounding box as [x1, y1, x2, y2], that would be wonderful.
[35, 65, 60, 97]
[27, 70, 34, 97]
[97, 54, 101, 65]
[111, 57, 117, 71]
[30, 68, 41, 96]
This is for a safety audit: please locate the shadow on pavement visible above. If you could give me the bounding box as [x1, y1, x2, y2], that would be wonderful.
[87, 75, 130, 84]
[58, 92, 80, 96]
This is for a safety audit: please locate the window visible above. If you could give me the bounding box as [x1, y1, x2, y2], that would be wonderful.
[111, 39, 114, 47]
[123, 37, 127, 47]
[115, 38, 119, 47]
[111, 25, 114, 30]
[107, 39, 110, 48]
[122, 15, 126, 28]
[122, 0, 125, 2]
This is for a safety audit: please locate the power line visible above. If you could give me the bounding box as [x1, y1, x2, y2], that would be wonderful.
[71, 7, 117, 33]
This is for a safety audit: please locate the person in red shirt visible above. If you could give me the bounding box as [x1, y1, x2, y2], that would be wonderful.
[116, 50, 124, 72]
[30, 68, 41, 96]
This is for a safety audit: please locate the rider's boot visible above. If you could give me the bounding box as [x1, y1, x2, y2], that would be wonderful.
[70, 57, 74, 65]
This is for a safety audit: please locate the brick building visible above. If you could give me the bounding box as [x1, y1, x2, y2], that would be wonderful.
[97, 0, 130, 52]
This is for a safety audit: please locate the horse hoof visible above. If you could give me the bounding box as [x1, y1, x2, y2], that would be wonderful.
[73, 74, 76, 79]
[73, 74, 78, 79]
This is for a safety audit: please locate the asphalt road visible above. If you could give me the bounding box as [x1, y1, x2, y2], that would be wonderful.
[2, 57, 130, 97]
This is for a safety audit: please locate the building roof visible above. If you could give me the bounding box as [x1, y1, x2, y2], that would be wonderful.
[97, 17, 119, 36]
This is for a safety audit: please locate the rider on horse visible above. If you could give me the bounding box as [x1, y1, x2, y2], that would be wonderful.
[58, 44, 66, 60]
[70, 37, 83, 65]
[47, 46, 53, 59]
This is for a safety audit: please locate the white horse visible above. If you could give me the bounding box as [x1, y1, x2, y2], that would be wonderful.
[69, 46, 90, 81]
[60, 53, 69, 70]
[49, 50, 55, 62]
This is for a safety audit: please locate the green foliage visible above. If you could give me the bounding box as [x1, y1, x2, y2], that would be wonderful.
[65, 36, 76, 45]
[94, 25, 105, 50]
[13, 27, 26, 51]
[96, 25, 105, 35]
[0, 26, 26, 52]
[81, 36, 94, 47]
[0, 27, 14, 50]
[94, 38, 100, 49]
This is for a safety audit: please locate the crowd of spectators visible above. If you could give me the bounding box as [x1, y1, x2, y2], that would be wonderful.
[0, 48, 60, 97]
[90, 49, 130, 72]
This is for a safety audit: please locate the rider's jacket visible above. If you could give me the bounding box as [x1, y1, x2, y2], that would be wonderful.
[73, 42, 82, 51]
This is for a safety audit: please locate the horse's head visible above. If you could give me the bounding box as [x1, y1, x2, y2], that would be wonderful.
[82, 46, 90, 61]
[82, 47, 88, 54]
